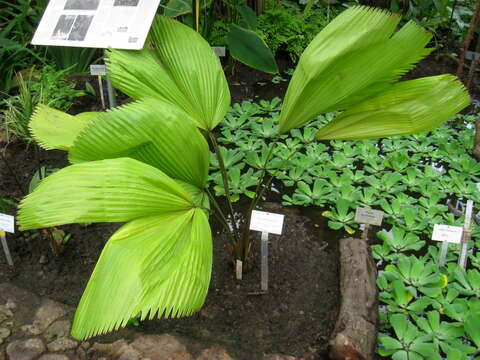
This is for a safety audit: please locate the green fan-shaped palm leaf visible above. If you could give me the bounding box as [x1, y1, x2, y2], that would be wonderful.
[279, 6, 433, 133]
[69, 99, 209, 189]
[315, 75, 470, 140]
[71, 209, 212, 339]
[18, 157, 212, 340]
[107, 16, 230, 131]
[29, 105, 99, 150]
[18, 158, 193, 229]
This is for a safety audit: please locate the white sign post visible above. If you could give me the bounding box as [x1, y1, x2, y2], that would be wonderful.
[0, 214, 15, 266]
[458, 200, 474, 269]
[354, 207, 384, 241]
[249, 210, 285, 292]
[432, 224, 463, 266]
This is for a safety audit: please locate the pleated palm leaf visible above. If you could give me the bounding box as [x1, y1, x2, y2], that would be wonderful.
[279, 6, 470, 134]
[20, 99, 213, 340]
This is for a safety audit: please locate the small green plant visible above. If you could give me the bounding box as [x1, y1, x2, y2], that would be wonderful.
[1, 66, 85, 144]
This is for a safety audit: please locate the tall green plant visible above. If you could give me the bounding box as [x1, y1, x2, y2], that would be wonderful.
[18, 7, 469, 340]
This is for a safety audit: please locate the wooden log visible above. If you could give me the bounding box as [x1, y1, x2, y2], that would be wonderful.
[329, 237, 378, 360]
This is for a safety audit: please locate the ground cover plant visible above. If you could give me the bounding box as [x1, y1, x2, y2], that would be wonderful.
[213, 100, 480, 357]
[15, 5, 470, 346]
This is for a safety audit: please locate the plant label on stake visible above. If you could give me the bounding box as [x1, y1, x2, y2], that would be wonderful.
[354, 207, 383, 241]
[432, 224, 463, 266]
[250, 210, 285, 292]
[90, 64, 107, 109]
[459, 200, 474, 269]
[0, 213, 15, 266]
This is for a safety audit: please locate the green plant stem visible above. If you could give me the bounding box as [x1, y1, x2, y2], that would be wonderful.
[208, 131, 240, 241]
[240, 140, 300, 260]
[205, 187, 236, 243]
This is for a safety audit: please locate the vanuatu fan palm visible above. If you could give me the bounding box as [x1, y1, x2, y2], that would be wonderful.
[19, 7, 469, 340]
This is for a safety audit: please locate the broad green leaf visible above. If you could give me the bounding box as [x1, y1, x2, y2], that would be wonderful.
[279, 6, 433, 132]
[18, 158, 192, 229]
[163, 0, 211, 17]
[71, 208, 212, 339]
[107, 16, 230, 131]
[227, 24, 278, 74]
[29, 104, 98, 150]
[238, 5, 257, 30]
[69, 99, 209, 188]
[465, 312, 480, 348]
[315, 75, 470, 140]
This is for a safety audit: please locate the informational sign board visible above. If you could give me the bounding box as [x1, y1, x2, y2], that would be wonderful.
[250, 210, 284, 235]
[0, 214, 15, 234]
[32, 0, 161, 49]
[432, 224, 463, 244]
[355, 207, 384, 226]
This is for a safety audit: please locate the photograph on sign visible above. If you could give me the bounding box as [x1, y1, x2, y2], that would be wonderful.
[32, 0, 160, 49]
[65, 0, 100, 10]
[432, 224, 463, 244]
[250, 210, 284, 235]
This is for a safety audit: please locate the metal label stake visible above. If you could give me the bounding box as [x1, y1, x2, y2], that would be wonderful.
[0, 214, 15, 267]
[249, 210, 284, 293]
[0, 231, 13, 266]
[459, 200, 474, 269]
[261, 232, 269, 292]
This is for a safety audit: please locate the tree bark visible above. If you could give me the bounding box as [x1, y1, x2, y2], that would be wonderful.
[329, 238, 378, 360]
[456, 0, 480, 79]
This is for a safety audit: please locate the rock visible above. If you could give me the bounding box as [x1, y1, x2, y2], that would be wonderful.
[5, 300, 16, 310]
[0, 349, 5, 360]
[0, 327, 11, 344]
[131, 334, 193, 360]
[35, 300, 68, 330]
[196, 345, 233, 360]
[39, 255, 48, 265]
[38, 355, 70, 360]
[46, 337, 78, 352]
[6, 338, 46, 360]
[21, 323, 43, 336]
[88, 340, 141, 360]
[0, 306, 13, 323]
[44, 320, 71, 342]
[263, 355, 297, 360]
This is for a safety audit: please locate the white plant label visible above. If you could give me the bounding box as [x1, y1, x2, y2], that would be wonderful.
[250, 210, 284, 235]
[90, 64, 106, 76]
[432, 224, 463, 244]
[355, 207, 384, 226]
[211, 46, 226, 57]
[476, 182, 480, 192]
[0, 214, 15, 234]
[32, 0, 160, 49]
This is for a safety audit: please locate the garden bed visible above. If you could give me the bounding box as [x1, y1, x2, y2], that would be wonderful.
[0, 144, 344, 360]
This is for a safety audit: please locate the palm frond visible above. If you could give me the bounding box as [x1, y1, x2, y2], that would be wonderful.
[71, 209, 212, 339]
[18, 158, 193, 229]
[29, 105, 98, 150]
[279, 6, 433, 133]
[315, 75, 471, 140]
[69, 99, 209, 189]
[107, 16, 230, 130]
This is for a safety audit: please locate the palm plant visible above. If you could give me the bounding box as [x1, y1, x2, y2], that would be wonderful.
[18, 7, 469, 340]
